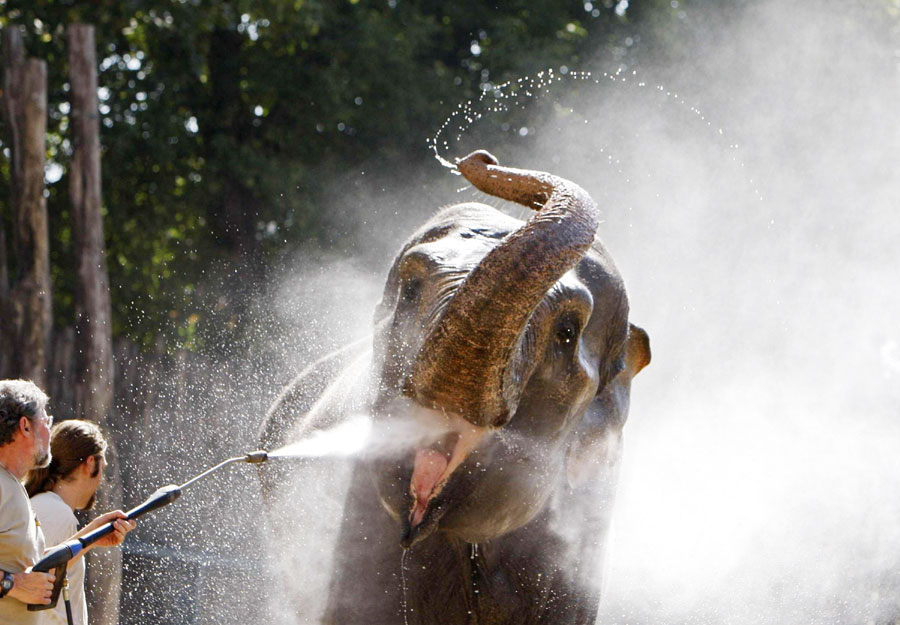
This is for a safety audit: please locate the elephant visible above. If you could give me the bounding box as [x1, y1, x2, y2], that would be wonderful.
[258, 150, 650, 625]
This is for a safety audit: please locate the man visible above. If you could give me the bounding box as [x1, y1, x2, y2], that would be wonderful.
[26, 420, 111, 625]
[0, 380, 134, 625]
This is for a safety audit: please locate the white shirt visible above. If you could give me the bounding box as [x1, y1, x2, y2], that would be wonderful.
[0, 467, 45, 625]
[30, 492, 86, 625]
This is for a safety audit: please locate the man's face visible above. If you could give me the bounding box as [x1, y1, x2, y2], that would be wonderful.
[31, 408, 52, 469]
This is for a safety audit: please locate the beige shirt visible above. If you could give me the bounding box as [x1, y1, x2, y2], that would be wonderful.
[0, 466, 45, 625]
[32, 492, 85, 625]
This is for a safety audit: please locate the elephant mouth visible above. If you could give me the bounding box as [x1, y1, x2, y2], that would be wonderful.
[402, 414, 488, 547]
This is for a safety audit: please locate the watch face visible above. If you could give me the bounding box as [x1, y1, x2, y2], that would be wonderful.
[1, 577, 12, 591]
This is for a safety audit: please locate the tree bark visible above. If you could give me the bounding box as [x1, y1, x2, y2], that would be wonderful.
[0, 28, 22, 380]
[0, 212, 9, 378]
[69, 23, 114, 423]
[1, 28, 25, 224]
[68, 23, 121, 625]
[1, 28, 52, 385]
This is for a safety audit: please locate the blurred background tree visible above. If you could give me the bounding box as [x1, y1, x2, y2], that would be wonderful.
[2, 0, 894, 353]
[0, 0, 684, 352]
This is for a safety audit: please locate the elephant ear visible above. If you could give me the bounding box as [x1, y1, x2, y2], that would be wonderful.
[566, 323, 651, 490]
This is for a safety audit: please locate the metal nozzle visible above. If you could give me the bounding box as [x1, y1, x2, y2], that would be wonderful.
[244, 450, 269, 464]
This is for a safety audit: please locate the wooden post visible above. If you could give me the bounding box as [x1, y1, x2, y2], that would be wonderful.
[1, 27, 52, 385]
[68, 23, 121, 625]
[0, 29, 22, 379]
[19, 57, 52, 386]
[69, 23, 114, 420]
[1, 28, 25, 220]
[0, 209, 9, 377]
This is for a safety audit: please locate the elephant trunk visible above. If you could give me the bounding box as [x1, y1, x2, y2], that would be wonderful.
[407, 151, 600, 427]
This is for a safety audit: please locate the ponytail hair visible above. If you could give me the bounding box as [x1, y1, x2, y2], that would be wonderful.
[26, 420, 107, 497]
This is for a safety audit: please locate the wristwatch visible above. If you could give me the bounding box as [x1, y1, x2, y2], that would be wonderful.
[0, 571, 13, 598]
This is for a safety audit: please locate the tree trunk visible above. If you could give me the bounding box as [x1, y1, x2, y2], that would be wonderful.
[0, 29, 20, 379]
[1, 27, 52, 385]
[0, 31, 23, 375]
[200, 28, 264, 333]
[0, 215, 9, 378]
[68, 23, 121, 625]
[69, 23, 114, 420]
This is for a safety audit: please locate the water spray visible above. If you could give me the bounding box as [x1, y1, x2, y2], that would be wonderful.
[28, 449, 271, 612]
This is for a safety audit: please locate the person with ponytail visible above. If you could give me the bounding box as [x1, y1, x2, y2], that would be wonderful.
[25, 420, 124, 625]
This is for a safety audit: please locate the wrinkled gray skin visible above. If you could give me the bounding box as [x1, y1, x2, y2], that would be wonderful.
[259, 151, 650, 625]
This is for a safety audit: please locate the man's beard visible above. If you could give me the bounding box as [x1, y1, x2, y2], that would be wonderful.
[82, 493, 96, 511]
[34, 449, 50, 469]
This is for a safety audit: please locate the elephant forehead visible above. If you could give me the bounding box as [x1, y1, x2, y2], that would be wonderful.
[397, 204, 517, 270]
[430, 201, 522, 231]
[406, 202, 521, 246]
[402, 232, 500, 274]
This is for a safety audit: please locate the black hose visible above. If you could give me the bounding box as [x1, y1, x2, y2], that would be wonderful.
[63, 577, 74, 625]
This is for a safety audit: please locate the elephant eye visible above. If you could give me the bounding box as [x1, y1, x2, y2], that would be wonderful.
[401, 279, 422, 305]
[555, 319, 578, 345]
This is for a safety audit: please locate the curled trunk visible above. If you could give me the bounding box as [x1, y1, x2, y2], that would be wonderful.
[408, 151, 600, 426]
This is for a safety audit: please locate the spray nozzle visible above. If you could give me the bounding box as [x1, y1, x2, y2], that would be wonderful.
[244, 450, 269, 464]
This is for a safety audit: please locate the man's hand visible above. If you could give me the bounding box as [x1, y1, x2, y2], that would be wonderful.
[7, 570, 55, 605]
[82, 510, 136, 548]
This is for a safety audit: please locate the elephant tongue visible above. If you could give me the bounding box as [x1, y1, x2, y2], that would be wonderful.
[410, 448, 449, 527]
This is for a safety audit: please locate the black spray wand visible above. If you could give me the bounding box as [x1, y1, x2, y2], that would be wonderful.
[28, 450, 269, 611]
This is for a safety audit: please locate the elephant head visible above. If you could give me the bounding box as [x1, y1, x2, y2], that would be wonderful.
[259, 150, 650, 624]
[365, 150, 650, 548]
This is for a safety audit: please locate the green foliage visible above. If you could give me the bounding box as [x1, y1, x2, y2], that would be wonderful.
[0, 0, 656, 350]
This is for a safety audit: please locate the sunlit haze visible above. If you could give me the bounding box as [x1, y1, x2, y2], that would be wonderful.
[102, 1, 900, 623]
[265, 2, 900, 623]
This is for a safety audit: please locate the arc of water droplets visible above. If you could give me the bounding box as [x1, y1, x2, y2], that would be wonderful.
[427, 67, 763, 203]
